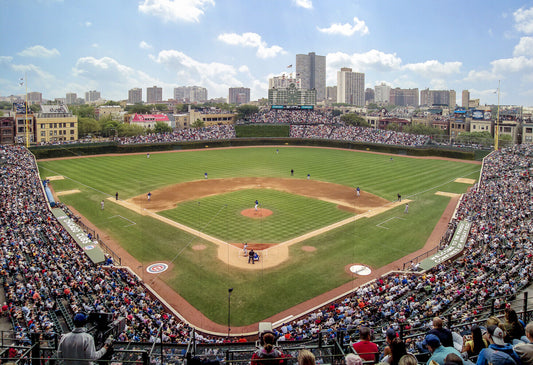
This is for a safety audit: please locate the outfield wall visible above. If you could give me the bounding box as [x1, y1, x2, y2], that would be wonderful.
[30, 138, 485, 160]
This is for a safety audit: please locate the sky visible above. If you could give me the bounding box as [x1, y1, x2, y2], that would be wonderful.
[1, 0, 533, 106]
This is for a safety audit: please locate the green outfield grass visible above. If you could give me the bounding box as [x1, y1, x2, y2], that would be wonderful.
[37, 147, 481, 326]
[159, 189, 354, 243]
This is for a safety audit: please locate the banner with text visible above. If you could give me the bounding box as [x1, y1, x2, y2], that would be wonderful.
[420, 220, 472, 271]
[52, 208, 106, 264]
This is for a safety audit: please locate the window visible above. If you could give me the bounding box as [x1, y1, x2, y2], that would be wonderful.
[504, 127, 511, 133]
[70, 129, 74, 134]
[70, 123, 74, 127]
[40, 131, 45, 137]
[526, 128, 532, 133]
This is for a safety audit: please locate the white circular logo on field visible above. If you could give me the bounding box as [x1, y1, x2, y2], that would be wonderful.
[84, 245, 95, 250]
[147, 263, 168, 274]
[349, 265, 371, 276]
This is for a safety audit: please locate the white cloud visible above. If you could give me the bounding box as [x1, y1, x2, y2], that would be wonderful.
[514, 6, 533, 34]
[292, 0, 312, 9]
[18, 45, 60, 58]
[429, 79, 447, 90]
[402, 60, 462, 77]
[11, 63, 55, 83]
[139, 41, 153, 50]
[491, 56, 533, 73]
[513, 37, 533, 56]
[0, 56, 13, 64]
[85, 21, 92, 27]
[217, 32, 285, 58]
[151, 50, 242, 97]
[463, 56, 533, 83]
[464, 69, 499, 82]
[327, 50, 402, 72]
[73, 57, 156, 86]
[317, 17, 369, 36]
[372, 80, 393, 87]
[138, 0, 214, 23]
[91, 43, 99, 48]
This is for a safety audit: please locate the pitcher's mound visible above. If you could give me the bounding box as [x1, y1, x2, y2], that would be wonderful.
[241, 208, 273, 219]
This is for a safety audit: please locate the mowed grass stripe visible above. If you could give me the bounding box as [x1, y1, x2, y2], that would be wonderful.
[37, 147, 481, 325]
[159, 189, 353, 243]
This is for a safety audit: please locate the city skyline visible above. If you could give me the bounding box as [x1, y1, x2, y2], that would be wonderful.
[1, 0, 533, 106]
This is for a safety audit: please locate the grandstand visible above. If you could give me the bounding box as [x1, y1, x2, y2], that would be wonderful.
[0, 132, 532, 363]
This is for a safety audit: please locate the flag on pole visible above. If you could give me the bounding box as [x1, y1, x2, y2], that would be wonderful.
[287, 64, 292, 68]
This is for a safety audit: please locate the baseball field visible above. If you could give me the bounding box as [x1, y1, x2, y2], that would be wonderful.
[37, 146, 481, 330]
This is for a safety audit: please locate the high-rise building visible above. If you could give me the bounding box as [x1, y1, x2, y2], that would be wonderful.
[326, 86, 337, 103]
[269, 75, 301, 89]
[374, 83, 391, 104]
[462, 90, 470, 108]
[336, 67, 364, 106]
[174, 86, 208, 103]
[449, 90, 456, 109]
[66, 93, 77, 105]
[85, 90, 101, 103]
[228, 87, 250, 105]
[365, 88, 375, 104]
[27, 92, 42, 105]
[128, 88, 143, 104]
[147, 86, 163, 104]
[420, 89, 456, 108]
[390, 88, 419, 106]
[296, 52, 326, 101]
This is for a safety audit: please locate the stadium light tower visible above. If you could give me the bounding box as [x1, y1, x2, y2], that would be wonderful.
[227, 288, 233, 338]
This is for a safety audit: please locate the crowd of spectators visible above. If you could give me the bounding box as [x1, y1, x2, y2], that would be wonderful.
[265, 144, 532, 349]
[290, 124, 429, 147]
[117, 125, 236, 144]
[245, 110, 340, 125]
[0, 142, 531, 357]
[0, 145, 200, 345]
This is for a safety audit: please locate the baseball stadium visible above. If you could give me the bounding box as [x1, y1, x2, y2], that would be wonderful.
[1, 121, 532, 364]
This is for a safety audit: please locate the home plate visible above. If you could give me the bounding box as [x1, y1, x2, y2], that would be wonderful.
[349, 265, 371, 275]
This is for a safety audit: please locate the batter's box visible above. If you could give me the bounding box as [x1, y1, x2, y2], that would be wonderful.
[109, 215, 137, 227]
[376, 216, 406, 229]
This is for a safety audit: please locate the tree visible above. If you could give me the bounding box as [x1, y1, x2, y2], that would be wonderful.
[117, 123, 145, 137]
[30, 104, 40, 113]
[498, 134, 512, 148]
[103, 100, 120, 106]
[176, 104, 189, 113]
[154, 121, 173, 133]
[404, 124, 445, 137]
[236, 105, 259, 120]
[386, 123, 400, 131]
[127, 104, 152, 114]
[154, 104, 168, 112]
[455, 131, 493, 146]
[191, 119, 205, 128]
[331, 109, 342, 117]
[78, 117, 100, 137]
[100, 119, 120, 137]
[340, 113, 368, 127]
[71, 105, 96, 118]
[366, 103, 379, 110]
